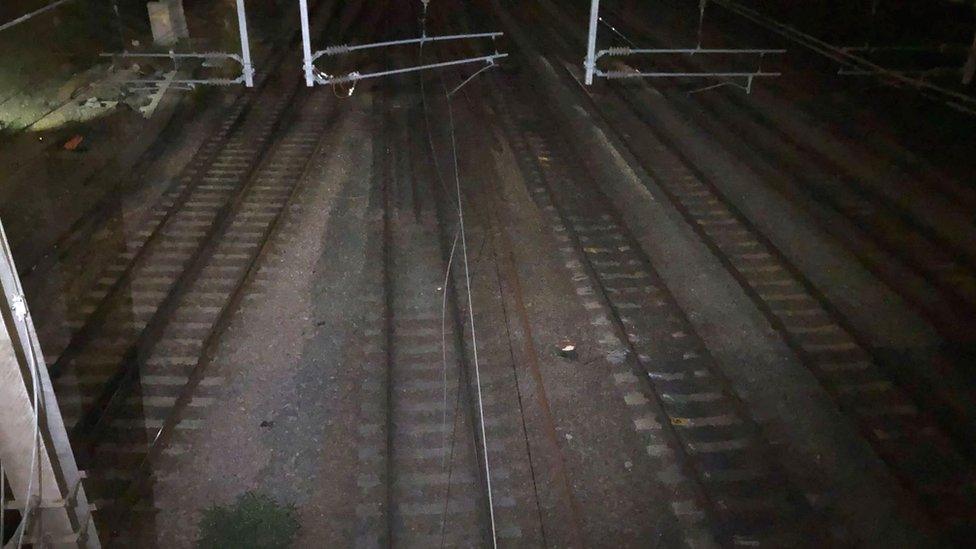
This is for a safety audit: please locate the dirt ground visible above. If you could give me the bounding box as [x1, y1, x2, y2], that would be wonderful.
[4, 0, 975, 546]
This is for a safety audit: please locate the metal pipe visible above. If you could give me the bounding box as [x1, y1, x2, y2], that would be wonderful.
[840, 44, 969, 54]
[124, 77, 244, 86]
[598, 47, 785, 59]
[319, 53, 508, 85]
[0, 0, 75, 33]
[605, 47, 785, 55]
[317, 32, 504, 58]
[601, 70, 781, 78]
[585, 0, 601, 85]
[584, 0, 600, 86]
[235, 0, 254, 87]
[299, 0, 315, 87]
[0, 219, 100, 548]
[710, 0, 976, 114]
[963, 27, 976, 86]
[101, 52, 242, 61]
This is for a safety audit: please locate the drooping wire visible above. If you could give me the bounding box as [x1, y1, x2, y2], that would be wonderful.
[15, 313, 42, 549]
[447, 62, 496, 98]
[440, 230, 460, 472]
[416, 2, 500, 545]
[418, 2, 498, 546]
[418, 10, 470, 545]
[439, 72, 498, 549]
[697, 0, 709, 50]
[599, 16, 637, 49]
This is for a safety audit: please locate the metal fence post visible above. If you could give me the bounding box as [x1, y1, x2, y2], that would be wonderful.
[585, 0, 601, 85]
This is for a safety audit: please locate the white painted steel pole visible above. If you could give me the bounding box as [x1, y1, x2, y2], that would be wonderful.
[299, 0, 315, 86]
[235, 0, 254, 87]
[585, 0, 601, 85]
[0, 219, 100, 548]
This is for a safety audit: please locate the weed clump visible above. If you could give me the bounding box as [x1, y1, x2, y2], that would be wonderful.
[196, 491, 299, 549]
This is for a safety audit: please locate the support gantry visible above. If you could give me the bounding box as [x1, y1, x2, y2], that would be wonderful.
[583, 0, 784, 92]
[0, 219, 99, 548]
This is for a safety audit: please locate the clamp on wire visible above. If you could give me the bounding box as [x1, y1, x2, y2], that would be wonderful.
[10, 293, 27, 322]
[318, 67, 359, 97]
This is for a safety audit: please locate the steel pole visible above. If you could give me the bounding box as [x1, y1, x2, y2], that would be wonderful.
[299, 0, 315, 87]
[0, 219, 99, 548]
[585, 0, 601, 85]
[235, 0, 254, 87]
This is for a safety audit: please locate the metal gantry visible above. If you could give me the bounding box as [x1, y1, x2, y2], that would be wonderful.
[584, 0, 784, 92]
[101, 0, 255, 88]
[297, 0, 507, 88]
[0, 219, 99, 549]
[710, 0, 976, 114]
[0, 0, 77, 33]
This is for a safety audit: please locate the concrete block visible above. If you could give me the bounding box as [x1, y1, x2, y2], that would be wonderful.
[148, 1, 189, 47]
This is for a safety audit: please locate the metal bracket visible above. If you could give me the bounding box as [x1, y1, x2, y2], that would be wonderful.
[101, 0, 254, 88]
[595, 47, 784, 93]
[709, 0, 976, 114]
[298, 0, 506, 87]
[101, 51, 253, 87]
[834, 44, 968, 78]
[584, 0, 785, 93]
[311, 32, 507, 87]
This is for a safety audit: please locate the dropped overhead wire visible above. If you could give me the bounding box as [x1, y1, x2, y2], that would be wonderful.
[419, 2, 499, 547]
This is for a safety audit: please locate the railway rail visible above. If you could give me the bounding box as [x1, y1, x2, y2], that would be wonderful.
[487, 70, 825, 546]
[491, 0, 976, 542]
[555, 2, 976, 347]
[339, 5, 555, 540]
[9, 0, 366, 539]
[357, 84, 499, 545]
[6, 0, 974, 545]
[425, 4, 823, 544]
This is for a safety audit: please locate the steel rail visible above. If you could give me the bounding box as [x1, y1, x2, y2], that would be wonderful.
[545, 0, 976, 539]
[98, 90, 336, 539]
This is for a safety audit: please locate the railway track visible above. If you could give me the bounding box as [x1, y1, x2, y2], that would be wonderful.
[484, 68, 829, 546]
[22, 3, 330, 357]
[88, 87, 338, 534]
[536, 2, 976, 345]
[8, 0, 970, 544]
[589, 3, 976, 343]
[591, 83, 976, 539]
[322, 3, 572, 540]
[492, 0, 976, 542]
[15, 0, 370, 539]
[345, 78, 529, 545]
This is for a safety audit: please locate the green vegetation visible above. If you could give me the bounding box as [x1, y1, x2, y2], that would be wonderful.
[196, 492, 300, 549]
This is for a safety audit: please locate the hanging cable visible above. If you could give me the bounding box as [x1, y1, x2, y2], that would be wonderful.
[417, 2, 498, 545]
[441, 230, 460, 469]
[13, 310, 42, 549]
[447, 61, 496, 98]
[440, 73, 498, 549]
[697, 0, 709, 49]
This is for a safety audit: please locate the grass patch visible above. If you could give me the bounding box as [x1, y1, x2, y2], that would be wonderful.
[196, 492, 300, 549]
